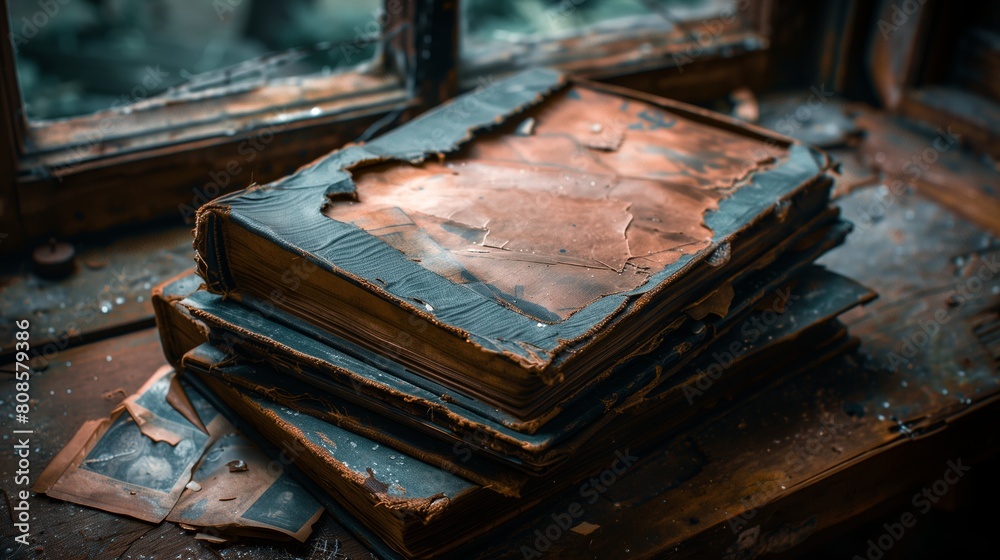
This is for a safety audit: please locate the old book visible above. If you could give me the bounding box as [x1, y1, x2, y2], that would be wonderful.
[182, 211, 857, 479]
[181, 267, 870, 558]
[176, 266, 872, 494]
[194, 68, 838, 426]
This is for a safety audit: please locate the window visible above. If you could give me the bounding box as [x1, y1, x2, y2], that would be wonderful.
[10, 0, 384, 120]
[2, 0, 422, 246]
[869, 0, 1000, 159]
[460, 0, 767, 86]
[9, 0, 409, 169]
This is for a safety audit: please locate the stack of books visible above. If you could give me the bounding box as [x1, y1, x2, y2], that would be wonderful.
[153, 69, 873, 558]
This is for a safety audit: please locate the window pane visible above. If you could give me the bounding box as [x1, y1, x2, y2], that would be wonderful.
[8, 0, 382, 120]
[462, 0, 739, 64]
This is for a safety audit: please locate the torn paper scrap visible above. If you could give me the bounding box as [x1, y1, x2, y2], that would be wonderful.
[168, 432, 324, 542]
[33, 366, 229, 523]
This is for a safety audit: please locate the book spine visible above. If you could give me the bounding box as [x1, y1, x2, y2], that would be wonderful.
[152, 272, 211, 367]
[194, 204, 236, 296]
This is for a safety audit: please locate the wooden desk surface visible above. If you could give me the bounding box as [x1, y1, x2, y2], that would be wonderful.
[2, 102, 999, 560]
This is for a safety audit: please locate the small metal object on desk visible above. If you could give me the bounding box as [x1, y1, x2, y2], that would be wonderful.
[33, 238, 76, 280]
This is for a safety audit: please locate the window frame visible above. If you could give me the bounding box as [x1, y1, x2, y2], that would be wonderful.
[465, 22, 764, 77]
[869, 0, 1000, 158]
[458, 0, 774, 97]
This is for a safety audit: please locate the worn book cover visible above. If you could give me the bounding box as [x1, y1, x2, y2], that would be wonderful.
[194, 68, 837, 425]
[182, 210, 858, 465]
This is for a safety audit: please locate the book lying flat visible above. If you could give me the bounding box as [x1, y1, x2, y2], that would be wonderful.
[162, 264, 873, 495]
[182, 213, 852, 479]
[180, 202, 846, 460]
[191, 204, 846, 436]
[194, 68, 837, 425]
[180, 268, 870, 559]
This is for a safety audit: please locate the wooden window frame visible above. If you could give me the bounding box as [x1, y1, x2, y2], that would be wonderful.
[1, 0, 776, 254]
[869, 0, 1000, 159]
[458, 0, 774, 99]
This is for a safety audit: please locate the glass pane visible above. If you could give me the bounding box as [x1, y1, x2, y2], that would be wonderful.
[462, 0, 739, 59]
[8, 0, 382, 120]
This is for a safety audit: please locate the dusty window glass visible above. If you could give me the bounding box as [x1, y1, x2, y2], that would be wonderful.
[462, 0, 740, 66]
[8, 0, 382, 120]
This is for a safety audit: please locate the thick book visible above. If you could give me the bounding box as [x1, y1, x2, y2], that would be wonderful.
[182, 227, 855, 477]
[183, 168, 855, 447]
[180, 267, 870, 558]
[194, 68, 838, 426]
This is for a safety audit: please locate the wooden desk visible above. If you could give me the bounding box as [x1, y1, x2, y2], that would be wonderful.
[2, 105, 999, 560]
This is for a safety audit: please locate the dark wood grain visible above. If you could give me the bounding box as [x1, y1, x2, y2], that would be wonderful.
[0, 225, 195, 365]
